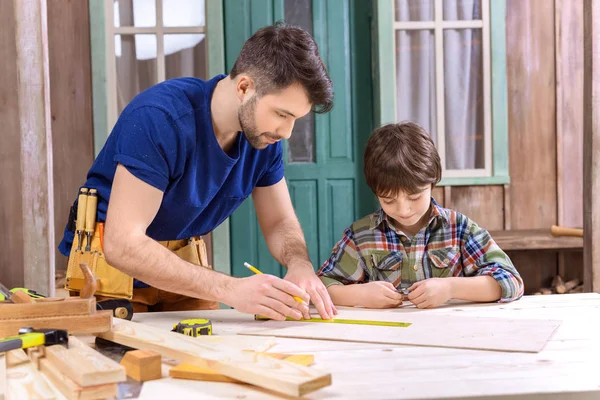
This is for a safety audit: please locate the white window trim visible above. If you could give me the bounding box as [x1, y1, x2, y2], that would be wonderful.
[393, 0, 492, 179]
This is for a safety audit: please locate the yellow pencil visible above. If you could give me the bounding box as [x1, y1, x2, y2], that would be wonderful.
[243, 262, 306, 304]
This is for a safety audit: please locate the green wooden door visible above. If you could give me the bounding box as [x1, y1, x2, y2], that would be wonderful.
[226, 0, 375, 277]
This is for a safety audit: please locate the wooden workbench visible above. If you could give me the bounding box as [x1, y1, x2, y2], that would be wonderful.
[128, 293, 600, 400]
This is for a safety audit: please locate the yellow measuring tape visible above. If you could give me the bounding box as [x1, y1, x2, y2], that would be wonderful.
[255, 315, 411, 328]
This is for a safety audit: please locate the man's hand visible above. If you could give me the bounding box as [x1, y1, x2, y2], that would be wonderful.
[223, 274, 310, 321]
[407, 278, 452, 309]
[355, 281, 404, 309]
[284, 261, 337, 320]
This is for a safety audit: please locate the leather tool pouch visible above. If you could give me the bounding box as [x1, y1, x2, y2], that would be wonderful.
[65, 225, 211, 300]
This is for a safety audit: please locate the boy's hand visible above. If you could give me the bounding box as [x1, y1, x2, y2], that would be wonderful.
[407, 278, 452, 309]
[356, 281, 404, 309]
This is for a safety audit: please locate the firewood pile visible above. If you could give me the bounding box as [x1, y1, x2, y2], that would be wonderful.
[534, 275, 584, 295]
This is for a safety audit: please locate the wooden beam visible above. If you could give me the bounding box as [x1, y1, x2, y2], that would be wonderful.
[6, 350, 56, 399]
[584, 0, 600, 292]
[44, 335, 125, 387]
[40, 358, 117, 400]
[0, 310, 112, 337]
[12, 0, 55, 296]
[489, 229, 583, 251]
[0, 298, 95, 320]
[120, 350, 162, 382]
[170, 352, 315, 383]
[97, 319, 331, 397]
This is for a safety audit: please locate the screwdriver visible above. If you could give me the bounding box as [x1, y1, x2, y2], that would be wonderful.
[85, 188, 98, 252]
[76, 188, 88, 251]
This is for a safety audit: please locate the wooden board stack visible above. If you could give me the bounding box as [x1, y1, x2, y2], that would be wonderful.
[0, 297, 112, 338]
[97, 319, 332, 397]
[5, 336, 126, 400]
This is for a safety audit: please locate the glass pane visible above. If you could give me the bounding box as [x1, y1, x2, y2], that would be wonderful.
[115, 34, 158, 114]
[443, 29, 484, 170]
[395, 0, 434, 22]
[165, 34, 207, 80]
[443, 0, 482, 21]
[284, 0, 315, 163]
[114, 0, 156, 27]
[163, 0, 205, 27]
[287, 114, 315, 163]
[395, 30, 437, 145]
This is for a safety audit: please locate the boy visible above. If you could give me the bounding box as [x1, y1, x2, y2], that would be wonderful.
[318, 122, 524, 309]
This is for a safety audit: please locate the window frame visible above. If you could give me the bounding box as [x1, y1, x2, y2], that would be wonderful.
[373, 0, 509, 186]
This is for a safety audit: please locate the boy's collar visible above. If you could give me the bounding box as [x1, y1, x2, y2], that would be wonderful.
[371, 197, 450, 230]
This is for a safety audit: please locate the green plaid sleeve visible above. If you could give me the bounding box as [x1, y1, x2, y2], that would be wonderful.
[461, 222, 525, 302]
[317, 227, 368, 287]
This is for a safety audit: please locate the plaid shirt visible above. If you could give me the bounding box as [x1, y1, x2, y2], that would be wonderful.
[318, 198, 524, 303]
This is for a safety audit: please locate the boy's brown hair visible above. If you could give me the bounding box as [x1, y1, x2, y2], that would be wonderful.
[230, 21, 333, 114]
[364, 122, 442, 197]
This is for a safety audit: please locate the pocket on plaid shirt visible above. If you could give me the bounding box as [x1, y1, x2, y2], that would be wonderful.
[369, 251, 403, 287]
[427, 247, 461, 278]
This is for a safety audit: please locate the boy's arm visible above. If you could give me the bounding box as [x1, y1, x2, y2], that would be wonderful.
[317, 228, 369, 306]
[458, 226, 524, 302]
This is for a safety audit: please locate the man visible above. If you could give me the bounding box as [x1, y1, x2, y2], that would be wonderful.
[59, 22, 337, 321]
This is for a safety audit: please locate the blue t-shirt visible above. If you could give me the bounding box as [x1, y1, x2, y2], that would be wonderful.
[58, 74, 284, 260]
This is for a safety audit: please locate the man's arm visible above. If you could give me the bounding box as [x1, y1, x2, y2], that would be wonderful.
[253, 178, 337, 319]
[104, 165, 309, 320]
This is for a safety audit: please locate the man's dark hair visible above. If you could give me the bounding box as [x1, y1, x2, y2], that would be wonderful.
[364, 122, 442, 197]
[229, 21, 333, 113]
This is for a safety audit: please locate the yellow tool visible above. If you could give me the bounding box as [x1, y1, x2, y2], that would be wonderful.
[172, 319, 213, 336]
[0, 328, 68, 353]
[84, 188, 98, 252]
[244, 262, 305, 304]
[76, 187, 88, 251]
[255, 315, 412, 327]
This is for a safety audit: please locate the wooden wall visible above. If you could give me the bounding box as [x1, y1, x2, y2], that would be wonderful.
[0, 0, 24, 289]
[0, 1, 94, 291]
[47, 1, 95, 273]
[434, 0, 584, 294]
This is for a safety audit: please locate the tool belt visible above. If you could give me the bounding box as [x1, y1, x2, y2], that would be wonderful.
[64, 188, 211, 300]
[65, 226, 211, 300]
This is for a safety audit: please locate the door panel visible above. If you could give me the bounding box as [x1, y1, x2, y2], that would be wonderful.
[227, 0, 373, 277]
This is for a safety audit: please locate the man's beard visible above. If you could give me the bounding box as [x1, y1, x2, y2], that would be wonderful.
[238, 96, 275, 150]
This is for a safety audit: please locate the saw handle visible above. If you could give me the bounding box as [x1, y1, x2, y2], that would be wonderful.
[550, 225, 583, 238]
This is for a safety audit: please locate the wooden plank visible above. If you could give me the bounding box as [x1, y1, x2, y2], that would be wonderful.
[450, 186, 504, 231]
[0, 298, 95, 320]
[47, 0, 94, 277]
[0, 310, 112, 338]
[240, 309, 561, 353]
[507, 0, 557, 230]
[97, 319, 332, 397]
[584, 0, 600, 292]
[44, 335, 125, 387]
[0, 0, 25, 290]
[40, 358, 117, 400]
[6, 350, 55, 399]
[14, 0, 55, 296]
[431, 186, 444, 207]
[170, 352, 315, 383]
[556, 0, 584, 229]
[489, 229, 583, 251]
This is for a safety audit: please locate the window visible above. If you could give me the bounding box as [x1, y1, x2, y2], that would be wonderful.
[374, 0, 509, 185]
[91, 0, 224, 135]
